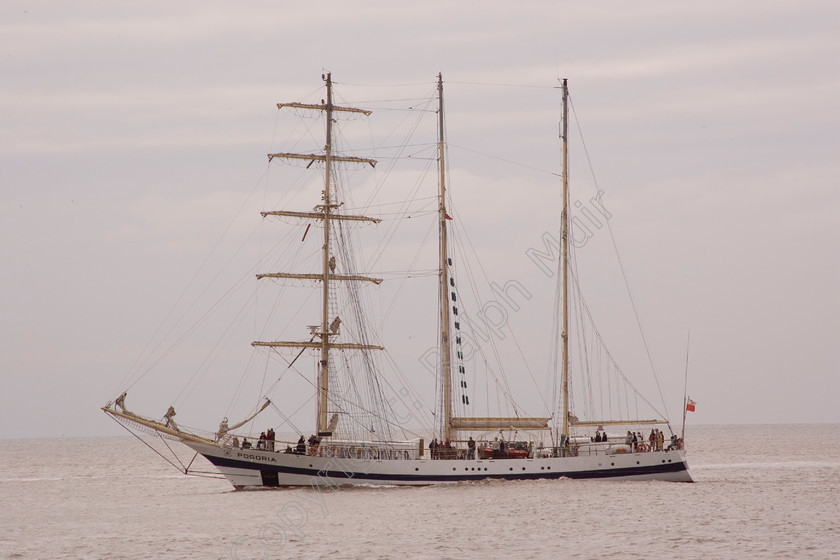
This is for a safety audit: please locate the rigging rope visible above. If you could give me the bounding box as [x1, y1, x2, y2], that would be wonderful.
[568, 92, 672, 423]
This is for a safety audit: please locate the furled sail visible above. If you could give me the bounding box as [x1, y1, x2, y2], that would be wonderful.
[450, 417, 551, 431]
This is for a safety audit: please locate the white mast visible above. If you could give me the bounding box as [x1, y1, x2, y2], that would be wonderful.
[254, 73, 382, 436]
[441, 75, 551, 437]
[437, 73, 454, 442]
[318, 73, 336, 435]
[560, 78, 571, 439]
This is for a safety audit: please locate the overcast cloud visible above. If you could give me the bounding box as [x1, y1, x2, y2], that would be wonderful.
[1, 1, 838, 439]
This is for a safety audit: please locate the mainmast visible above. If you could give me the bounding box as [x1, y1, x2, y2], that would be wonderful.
[560, 78, 571, 439]
[253, 73, 382, 436]
[437, 73, 454, 442]
[438, 75, 551, 438]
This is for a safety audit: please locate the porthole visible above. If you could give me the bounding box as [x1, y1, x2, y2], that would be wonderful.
[547, 466, 551, 470]
[452, 467, 456, 471]
[415, 467, 419, 471]
[522, 467, 526, 471]
[309, 464, 313, 468]
[464, 468, 469, 471]
[668, 459, 672, 463]
[636, 461, 640, 465]
[509, 467, 513, 471]
[611, 462, 615, 466]
[484, 468, 488, 471]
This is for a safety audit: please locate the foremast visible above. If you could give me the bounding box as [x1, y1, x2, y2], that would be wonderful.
[253, 73, 382, 436]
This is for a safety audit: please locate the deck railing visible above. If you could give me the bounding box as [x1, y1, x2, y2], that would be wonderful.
[222, 437, 683, 460]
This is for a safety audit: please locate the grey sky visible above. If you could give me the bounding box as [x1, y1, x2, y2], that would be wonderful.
[2, 1, 838, 439]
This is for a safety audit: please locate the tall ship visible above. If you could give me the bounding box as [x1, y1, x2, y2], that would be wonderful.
[103, 74, 693, 487]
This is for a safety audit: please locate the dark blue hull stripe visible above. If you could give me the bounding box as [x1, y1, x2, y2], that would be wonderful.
[204, 454, 689, 484]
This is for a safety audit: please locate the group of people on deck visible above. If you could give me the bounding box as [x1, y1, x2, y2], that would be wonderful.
[428, 437, 478, 459]
[620, 428, 682, 452]
[428, 438, 453, 459]
[257, 428, 276, 451]
[238, 428, 275, 451]
[237, 430, 324, 454]
[592, 430, 609, 442]
[284, 434, 320, 455]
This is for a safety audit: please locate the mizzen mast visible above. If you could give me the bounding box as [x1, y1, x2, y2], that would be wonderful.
[253, 73, 382, 436]
[560, 78, 571, 439]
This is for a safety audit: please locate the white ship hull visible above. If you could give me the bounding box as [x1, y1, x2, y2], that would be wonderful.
[185, 441, 693, 488]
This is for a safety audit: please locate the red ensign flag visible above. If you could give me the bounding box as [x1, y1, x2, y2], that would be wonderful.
[686, 399, 696, 412]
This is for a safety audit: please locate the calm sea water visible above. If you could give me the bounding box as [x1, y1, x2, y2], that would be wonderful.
[1, 424, 838, 560]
